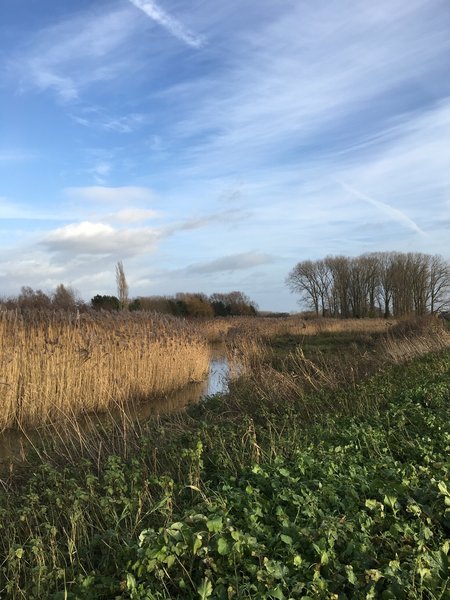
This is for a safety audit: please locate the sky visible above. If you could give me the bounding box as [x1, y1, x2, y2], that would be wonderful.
[1, 0, 450, 311]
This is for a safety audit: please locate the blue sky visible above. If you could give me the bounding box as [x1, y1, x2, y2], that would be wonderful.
[1, 0, 450, 311]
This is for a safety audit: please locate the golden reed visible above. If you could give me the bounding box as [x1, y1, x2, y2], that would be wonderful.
[0, 310, 210, 431]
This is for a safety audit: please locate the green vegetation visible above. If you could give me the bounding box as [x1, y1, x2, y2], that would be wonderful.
[1, 341, 449, 598]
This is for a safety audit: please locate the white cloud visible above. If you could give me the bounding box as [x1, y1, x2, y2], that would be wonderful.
[127, 0, 204, 48]
[42, 221, 160, 257]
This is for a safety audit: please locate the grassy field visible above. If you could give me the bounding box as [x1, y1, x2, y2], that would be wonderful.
[0, 316, 449, 598]
[0, 310, 210, 431]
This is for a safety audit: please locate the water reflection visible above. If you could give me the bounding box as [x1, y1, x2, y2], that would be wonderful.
[125, 355, 230, 420]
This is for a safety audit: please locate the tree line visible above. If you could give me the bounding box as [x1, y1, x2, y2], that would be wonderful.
[92, 291, 258, 317]
[287, 252, 450, 318]
[1, 286, 258, 318]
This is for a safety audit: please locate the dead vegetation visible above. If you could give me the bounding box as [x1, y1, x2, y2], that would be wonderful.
[0, 310, 210, 431]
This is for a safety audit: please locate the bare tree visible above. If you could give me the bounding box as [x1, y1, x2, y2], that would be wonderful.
[52, 284, 78, 310]
[286, 260, 324, 315]
[427, 254, 450, 313]
[18, 286, 52, 310]
[116, 261, 129, 310]
[325, 256, 351, 317]
[288, 251, 450, 318]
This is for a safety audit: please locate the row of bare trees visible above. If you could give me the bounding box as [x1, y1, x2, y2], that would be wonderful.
[0, 284, 82, 311]
[287, 252, 450, 318]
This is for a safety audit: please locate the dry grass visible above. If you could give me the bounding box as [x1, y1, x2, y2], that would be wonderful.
[226, 315, 450, 418]
[0, 310, 210, 431]
[200, 316, 394, 342]
[380, 316, 450, 363]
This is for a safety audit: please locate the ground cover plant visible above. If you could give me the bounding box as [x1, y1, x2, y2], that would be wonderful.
[0, 310, 209, 431]
[0, 322, 449, 599]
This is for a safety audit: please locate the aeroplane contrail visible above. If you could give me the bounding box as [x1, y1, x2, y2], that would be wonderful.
[127, 0, 203, 48]
[341, 182, 425, 235]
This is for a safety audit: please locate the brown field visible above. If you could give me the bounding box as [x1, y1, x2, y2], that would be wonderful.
[0, 310, 210, 431]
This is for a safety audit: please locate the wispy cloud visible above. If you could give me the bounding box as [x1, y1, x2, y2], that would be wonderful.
[10, 6, 139, 101]
[127, 0, 204, 48]
[168, 0, 450, 178]
[105, 208, 160, 223]
[2, 0, 450, 310]
[71, 109, 148, 133]
[164, 210, 246, 235]
[186, 252, 274, 275]
[0, 150, 36, 163]
[0, 197, 28, 220]
[64, 186, 156, 205]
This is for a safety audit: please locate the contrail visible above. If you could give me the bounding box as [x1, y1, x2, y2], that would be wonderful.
[341, 182, 425, 235]
[127, 0, 203, 48]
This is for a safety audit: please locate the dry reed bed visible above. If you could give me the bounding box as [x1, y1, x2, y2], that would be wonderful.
[382, 317, 450, 363]
[0, 310, 210, 431]
[226, 316, 450, 414]
[201, 316, 394, 342]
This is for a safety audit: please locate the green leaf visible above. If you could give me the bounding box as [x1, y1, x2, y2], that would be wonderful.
[198, 577, 213, 599]
[15, 548, 24, 559]
[345, 565, 357, 585]
[206, 516, 223, 533]
[193, 536, 202, 555]
[280, 534, 293, 546]
[270, 586, 286, 599]
[383, 495, 397, 510]
[438, 481, 449, 496]
[217, 537, 230, 555]
[165, 554, 176, 568]
[126, 573, 136, 590]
